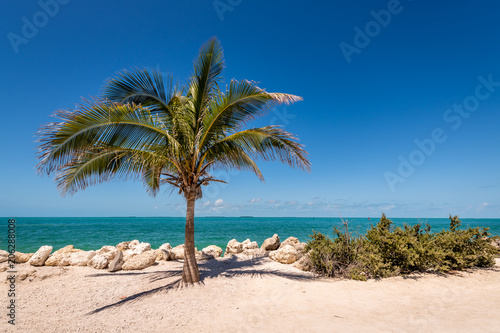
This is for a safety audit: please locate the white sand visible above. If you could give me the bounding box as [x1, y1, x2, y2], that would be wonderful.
[2, 257, 499, 332]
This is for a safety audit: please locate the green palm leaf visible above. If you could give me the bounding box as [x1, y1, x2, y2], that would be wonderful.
[37, 98, 180, 175]
[199, 79, 302, 152]
[102, 68, 174, 116]
[188, 37, 224, 129]
[207, 126, 310, 173]
[203, 140, 264, 181]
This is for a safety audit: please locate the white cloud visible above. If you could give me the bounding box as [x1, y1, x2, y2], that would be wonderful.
[476, 202, 489, 212]
[250, 198, 261, 203]
[215, 199, 224, 207]
[379, 205, 396, 211]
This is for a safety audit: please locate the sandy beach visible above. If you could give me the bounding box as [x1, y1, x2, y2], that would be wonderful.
[2, 256, 499, 332]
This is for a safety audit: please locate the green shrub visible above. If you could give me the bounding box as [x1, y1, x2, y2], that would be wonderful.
[433, 215, 495, 271]
[306, 219, 367, 280]
[361, 214, 437, 278]
[306, 214, 497, 280]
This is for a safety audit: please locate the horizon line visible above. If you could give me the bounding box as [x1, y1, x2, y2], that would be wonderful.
[3, 216, 499, 219]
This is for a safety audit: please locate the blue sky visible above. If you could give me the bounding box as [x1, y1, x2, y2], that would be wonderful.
[1, 0, 499, 218]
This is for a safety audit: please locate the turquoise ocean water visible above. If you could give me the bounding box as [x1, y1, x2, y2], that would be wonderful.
[2, 217, 499, 253]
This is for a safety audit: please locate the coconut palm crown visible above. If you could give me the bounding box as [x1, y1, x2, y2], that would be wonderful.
[36, 38, 310, 283]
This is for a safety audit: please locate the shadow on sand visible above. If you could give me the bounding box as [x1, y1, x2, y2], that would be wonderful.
[372, 261, 500, 282]
[86, 255, 314, 315]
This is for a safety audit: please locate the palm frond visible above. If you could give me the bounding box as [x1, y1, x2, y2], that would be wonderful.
[208, 126, 311, 172]
[203, 141, 264, 181]
[55, 146, 177, 196]
[266, 93, 303, 104]
[199, 79, 303, 152]
[102, 68, 175, 119]
[188, 37, 224, 126]
[36, 98, 179, 175]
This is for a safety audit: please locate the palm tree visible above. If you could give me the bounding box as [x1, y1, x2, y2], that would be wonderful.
[36, 38, 310, 284]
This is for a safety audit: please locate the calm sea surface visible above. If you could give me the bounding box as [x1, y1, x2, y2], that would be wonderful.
[2, 217, 499, 253]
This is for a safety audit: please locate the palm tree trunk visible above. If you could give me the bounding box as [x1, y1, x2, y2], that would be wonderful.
[182, 194, 200, 284]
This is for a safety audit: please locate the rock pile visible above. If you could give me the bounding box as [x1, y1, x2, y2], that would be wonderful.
[28, 246, 53, 266]
[88, 246, 118, 269]
[44, 245, 81, 266]
[0, 250, 9, 263]
[15, 252, 34, 263]
[221, 234, 310, 269]
[7, 233, 312, 273]
[108, 250, 124, 272]
[267, 237, 308, 266]
[269, 245, 299, 264]
[224, 238, 263, 257]
[202, 245, 223, 259]
[156, 243, 173, 261]
[261, 234, 281, 251]
[122, 251, 157, 270]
